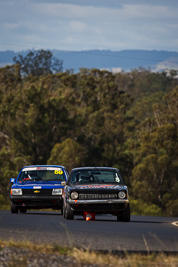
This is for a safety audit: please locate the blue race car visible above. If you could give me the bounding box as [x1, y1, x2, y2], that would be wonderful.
[10, 165, 69, 213]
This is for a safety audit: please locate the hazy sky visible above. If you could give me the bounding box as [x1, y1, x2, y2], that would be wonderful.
[0, 0, 178, 52]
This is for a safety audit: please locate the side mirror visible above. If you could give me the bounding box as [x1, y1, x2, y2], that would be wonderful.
[10, 178, 15, 183]
[61, 181, 66, 186]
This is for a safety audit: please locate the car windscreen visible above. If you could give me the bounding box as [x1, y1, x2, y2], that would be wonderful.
[70, 170, 123, 185]
[18, 167, 65, 182]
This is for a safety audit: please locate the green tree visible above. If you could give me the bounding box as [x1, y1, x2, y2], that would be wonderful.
[0, 146, 29, 201]
[131, 86, 178, 213]
[47, 138, 85, 171]
[13, 49, 63, 76]
[0, 64, 177, 216]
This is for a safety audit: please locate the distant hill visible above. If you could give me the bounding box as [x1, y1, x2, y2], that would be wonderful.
[0, 49, 178, 72]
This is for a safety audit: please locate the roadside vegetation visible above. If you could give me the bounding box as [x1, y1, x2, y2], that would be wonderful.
[0, 50, 177, 217]
[0, 239, 178, 267]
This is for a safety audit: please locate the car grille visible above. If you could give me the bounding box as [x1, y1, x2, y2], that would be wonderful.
[73, 203, 126, 212]
[79, 193, 118, 200]
[22, 189, 52, 196]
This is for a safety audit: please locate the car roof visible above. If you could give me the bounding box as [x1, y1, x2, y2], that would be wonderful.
[71, 167, 120, 171]
[21, 165, 65, 169]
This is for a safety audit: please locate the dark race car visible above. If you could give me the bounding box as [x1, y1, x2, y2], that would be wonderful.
[10, 165, 69, 213]
[62, 167, 130, 221]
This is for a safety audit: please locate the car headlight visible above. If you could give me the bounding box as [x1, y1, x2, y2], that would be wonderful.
[71, 191, 79, 200]
[118, 191, 126, 199]
[52, 188, 62, 195]
[11, 188, 22, 195]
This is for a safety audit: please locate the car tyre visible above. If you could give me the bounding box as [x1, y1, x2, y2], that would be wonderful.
[65, 203, 74, 220]
[20, 208, 27, 213]
[60, 204, 63, 215]
[63, 202, 66, 218]
[122, 203, 130, 222]
[117, 214, 122, 221]
[11, 202, 18, 213]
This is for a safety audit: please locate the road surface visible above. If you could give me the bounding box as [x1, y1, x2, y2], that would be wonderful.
[0, 210, 177, 252]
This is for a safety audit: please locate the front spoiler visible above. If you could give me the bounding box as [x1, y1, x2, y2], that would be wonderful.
[10, 195, 62, 201]
[68, 199, 129, 205]
[10, 195, 63, 209]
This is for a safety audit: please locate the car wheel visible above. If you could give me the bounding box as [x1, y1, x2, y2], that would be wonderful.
[65, 203, 74, 220]
[20, 208, 27, 213]
[117, 214, 122, 221]
[61, 204, 63, 215]
[63, 202, 66, 218]
[122, 204, 130, 222]
[11, 202, 18, 213]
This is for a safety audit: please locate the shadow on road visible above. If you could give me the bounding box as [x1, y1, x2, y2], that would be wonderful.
[25, 211, 62, 216]
[20, 212, 167, 224]
[75, 217, 164, 224]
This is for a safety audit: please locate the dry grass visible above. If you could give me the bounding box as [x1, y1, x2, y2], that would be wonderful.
[0, 239, 178, 267]
[0, 238, 70, 254]
[72, 248, 178, 267]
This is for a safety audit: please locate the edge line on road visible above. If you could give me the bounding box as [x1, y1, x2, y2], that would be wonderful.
[172, 221, 178, 227]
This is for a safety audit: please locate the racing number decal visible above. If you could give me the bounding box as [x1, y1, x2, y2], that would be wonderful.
[54, 170, 63, 175]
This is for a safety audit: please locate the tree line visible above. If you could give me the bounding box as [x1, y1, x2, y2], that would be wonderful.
[0, 50, 177, 216]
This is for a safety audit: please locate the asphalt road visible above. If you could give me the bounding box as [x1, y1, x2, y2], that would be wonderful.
[0, 210, 178, 252]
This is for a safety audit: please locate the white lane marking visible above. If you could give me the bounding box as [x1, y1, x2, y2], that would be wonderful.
[172, 221, 178, 227]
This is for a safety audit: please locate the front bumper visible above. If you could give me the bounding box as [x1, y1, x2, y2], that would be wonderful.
[67, 198, 129, 214]
[68, 199, 129, 205]
[10, 195, 63, 209]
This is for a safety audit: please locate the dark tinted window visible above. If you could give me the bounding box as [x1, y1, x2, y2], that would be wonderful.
[70, 169, 123, 185]
[18, 167, 65, 182]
